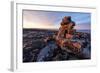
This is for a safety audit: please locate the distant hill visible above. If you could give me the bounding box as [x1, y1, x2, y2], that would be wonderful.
[23, 28, 58, 33]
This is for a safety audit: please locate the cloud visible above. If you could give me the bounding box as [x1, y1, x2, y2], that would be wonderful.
[23, 10, 91, 30]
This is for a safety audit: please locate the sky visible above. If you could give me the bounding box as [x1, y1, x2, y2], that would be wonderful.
[23, 10, 91, 30]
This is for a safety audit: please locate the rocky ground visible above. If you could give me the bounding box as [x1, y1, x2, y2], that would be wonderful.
[23, 29, 91, 62]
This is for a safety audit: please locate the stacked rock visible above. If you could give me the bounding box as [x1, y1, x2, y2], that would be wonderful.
[56, 16, 81, 54]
